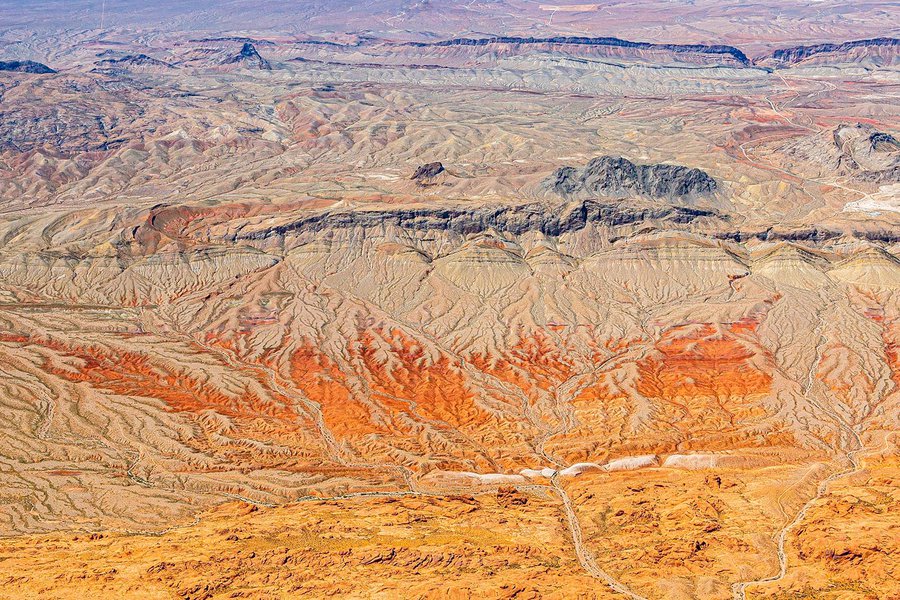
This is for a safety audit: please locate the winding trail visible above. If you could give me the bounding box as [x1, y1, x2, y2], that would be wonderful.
[550, 475, 649, 600]
[731, 448, 863, 600]
[141, 307, 649, 596]
[732, 308, 869, 599]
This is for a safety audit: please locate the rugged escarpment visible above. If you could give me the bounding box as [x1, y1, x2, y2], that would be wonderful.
[238, 199, 721, 241]
[404, 36, 751, 65]
[549, 156, 718, 200]
[94, 54, 176, 71]
[769, 37, 899, 65]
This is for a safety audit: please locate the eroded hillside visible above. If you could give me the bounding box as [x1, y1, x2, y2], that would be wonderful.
[1, 4, 899, 598]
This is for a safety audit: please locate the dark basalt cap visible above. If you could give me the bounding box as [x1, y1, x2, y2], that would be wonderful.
[0, 60, 56, 74]
[411, 162, 445, 180]
[551, 155, 717, 199]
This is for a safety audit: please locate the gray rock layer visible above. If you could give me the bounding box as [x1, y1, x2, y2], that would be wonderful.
[239, 199, 721, 241]
[412, 162, 445, 181]
[550, 156, 717, 200]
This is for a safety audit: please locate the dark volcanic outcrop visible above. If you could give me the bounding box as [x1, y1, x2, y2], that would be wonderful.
[0, 60, 56, 74]
[404, 36, 750, 66]
[769, 37, 899, 66]
[550, 156, 718, 199]
[95, 54, 176, 70]
[412, 162, 445, 181]
[223, 43, 272, 70]
[870, 131, 900, 150]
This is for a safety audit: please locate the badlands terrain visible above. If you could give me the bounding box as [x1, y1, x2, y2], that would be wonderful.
[0, 1, 899, 598]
